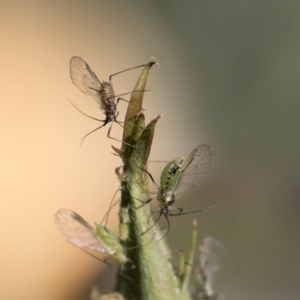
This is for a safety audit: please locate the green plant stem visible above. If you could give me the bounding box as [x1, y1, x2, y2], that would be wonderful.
[114, 61, 192, 300]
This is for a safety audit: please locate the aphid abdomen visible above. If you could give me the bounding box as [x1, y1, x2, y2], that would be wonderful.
[159, 158, 184, 206]
[99, 82, 115, 107]
[160, 159, 183, 190]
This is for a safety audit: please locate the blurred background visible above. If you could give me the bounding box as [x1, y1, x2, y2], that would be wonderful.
[1, 1, 300, 299]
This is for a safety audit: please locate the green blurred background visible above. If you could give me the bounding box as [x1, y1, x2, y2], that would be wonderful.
[1, 1, 300, 299]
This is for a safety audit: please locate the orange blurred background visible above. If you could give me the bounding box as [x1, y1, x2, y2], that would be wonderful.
[1, 1, 300, 300]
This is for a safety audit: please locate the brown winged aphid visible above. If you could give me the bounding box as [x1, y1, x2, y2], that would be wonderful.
[69, 56, 146, 145]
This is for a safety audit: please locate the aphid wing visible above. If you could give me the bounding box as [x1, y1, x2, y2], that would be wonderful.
[70, 56, 102, 108]
[200, 236, 224, 296]
[54, 209, 106, 253]
[174, 144, 212, 199]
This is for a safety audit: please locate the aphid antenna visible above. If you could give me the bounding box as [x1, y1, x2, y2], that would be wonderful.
[67, 106, 134, 147]
[67, 99, 115, 146]
[132, 162, 159, 187]
[102, 187, 122, 227]
[67, 99, 105, 122]
[79, 121, 110, 147]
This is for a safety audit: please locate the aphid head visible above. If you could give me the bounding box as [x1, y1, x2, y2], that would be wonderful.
[165, 191, 175, 205]
[158, 190, 175, 206]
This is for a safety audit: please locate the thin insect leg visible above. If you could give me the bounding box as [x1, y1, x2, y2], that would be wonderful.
[82, 249, 111, 265]
[109, 64, 147, 84]
[125, 163, 158, 207]
[96, 256, 133, 281]
[168, 204, 219, 217]
[115, 97, 146, 113]
[80, 122, 108, 146]
[68, 99, 106, 122]
[166, 205, 183, 216]
[115, 119, 124, 129]
[141, 211, 162, 236]
[81, 248, 128, 278]
[114, 91, 148, 109]
[107, 121, 136, 147]
[116, 97, 129, 104]
[88, 89, 149, 100]
[154, 212, 171, 244]
[125, 218, 161, 249]
[130, 196, 154, 210]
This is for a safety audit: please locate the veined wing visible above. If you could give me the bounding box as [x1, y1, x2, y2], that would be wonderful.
[70, 56, 102, 108]
[54, 208, 106, 253]
[174, 144, 212, 199]
[200, 236, 223, 296]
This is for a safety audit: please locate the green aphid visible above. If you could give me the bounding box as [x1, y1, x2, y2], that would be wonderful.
[143, 144, 212, 237]
[54, 208, 128, 265]
[158, 144, 212, 211]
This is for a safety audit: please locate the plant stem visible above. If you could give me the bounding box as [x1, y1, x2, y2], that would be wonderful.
[114, 61, 189, 300]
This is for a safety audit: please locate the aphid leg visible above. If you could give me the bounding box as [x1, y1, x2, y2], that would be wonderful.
[161, 213, 170, 240]
[115, 95, 147, 111]
[152, 210, 170, 244]
[131, 196, 154, 209]
[126, 162, 158, 207]
[80, 249, 129, 281]
[108, 64, 147, 85]
[166, 205, 184, 216]
[141, 210, 162, 236]
[114, 116, 124, 129]
[106, 121, 136, 147]
[109, 89, 149, 100]
[116, 97, 129, 104]
[101, 258, 134, 281]
[168, 204, 219, 217]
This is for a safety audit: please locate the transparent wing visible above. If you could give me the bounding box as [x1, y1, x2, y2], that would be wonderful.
[69, 56, 102, 108]
[54, 208, 106, 253]
[174, 144, 212, 199]
[200, 236, 224, 296]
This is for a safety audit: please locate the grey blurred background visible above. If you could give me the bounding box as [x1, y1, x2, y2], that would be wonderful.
[1, 1, 300, 299]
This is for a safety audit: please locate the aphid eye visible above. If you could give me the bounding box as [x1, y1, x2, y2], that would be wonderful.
[170, 164, 179, 174]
